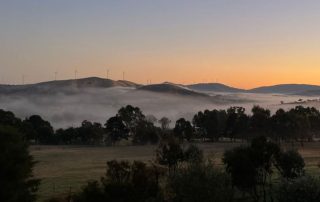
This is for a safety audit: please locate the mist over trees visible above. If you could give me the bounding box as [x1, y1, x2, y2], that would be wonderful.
[1, 104, 320, 146]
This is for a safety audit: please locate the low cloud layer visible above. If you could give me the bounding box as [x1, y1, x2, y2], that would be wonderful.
[0, 87, 317, 129]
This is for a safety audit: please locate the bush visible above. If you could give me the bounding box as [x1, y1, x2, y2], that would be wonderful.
[275, 150, 305, 180]
[276, 176, 320, 202]
[73, 160, 162, 202]
[168, 162, 234, 202]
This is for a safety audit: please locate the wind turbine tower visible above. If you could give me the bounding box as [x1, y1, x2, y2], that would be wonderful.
[22, 75, 25, 85]
[74, 69, 78, 80]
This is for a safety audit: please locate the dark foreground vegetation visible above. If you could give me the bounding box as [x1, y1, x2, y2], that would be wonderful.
[1, 105, 320, 201]
[50, 136, 319, 202]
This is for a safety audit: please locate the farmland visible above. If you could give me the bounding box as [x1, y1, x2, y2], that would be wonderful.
[31, 142, 320, 201]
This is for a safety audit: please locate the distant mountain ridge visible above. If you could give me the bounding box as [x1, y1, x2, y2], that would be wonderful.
[1, 77, 320, 96]
[248, 84, 320, 94]
[0, 77, 140, 95]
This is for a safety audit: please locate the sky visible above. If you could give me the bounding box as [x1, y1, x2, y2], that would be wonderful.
[1, 0, 320, 89]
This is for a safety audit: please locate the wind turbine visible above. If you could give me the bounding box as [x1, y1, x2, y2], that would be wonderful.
[74, 69, 78, 80]
[22, 75, 25, 85]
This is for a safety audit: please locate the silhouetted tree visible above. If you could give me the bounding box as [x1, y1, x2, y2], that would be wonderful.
[105, 116, 129, 145]
[156, 138, 184, 172]
[132, 120, 159, 145]
[0, 126, 40, 202]
[74, 160, 162, 202]
[78, 120, 104, 144]
[270, 109, 292, 142]
[193, 109, 227, 141]
[223, 136, 280, 202]
[55, 127, 78, 145]
[174, 118, 194, 142]
[117, 105, 145, 136]
[0, 109, 21, 128]
[249, 106, 271, 138]
[183, 144, 204, 163]
[169, 162, 234, 202]
[23, 115, 55, 144]
[158, 117, 171, 131]
[275, 150, 305, 180]
[225, 107, 249, 141]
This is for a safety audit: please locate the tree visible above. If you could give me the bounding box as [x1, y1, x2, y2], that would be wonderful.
[275, 150, 305, 180]
[183, 144, 204, 164]
[158, 117, 171, 131]
[223, 146, 259, 200]
[105, 116, 129, 145]
[132, 120, 159, 145]
[0, 126, 40, 202]
[23, 115, 55, 144]
[156, 139, 184, 172]
[173, 118, 194, 141]
[223, 136, 280, 202]
[0, 109, 21, 128]
[55, 127, 78, 145]
[225, 107, 249, 141]
[250, 106, 271, 138]
[74, 160, 162, 202]
[270, 109, 292, 142]
[77, 120, 104, 145]
[169, 162, 234, 202]
[117, 105, 145, 136]
[193, 109, 227, 141]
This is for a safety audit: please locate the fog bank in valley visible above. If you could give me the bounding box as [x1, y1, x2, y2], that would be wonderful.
[0, 86, 318, 129]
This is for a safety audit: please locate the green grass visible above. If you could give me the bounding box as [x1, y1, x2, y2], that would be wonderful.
[31, 142, 320, 201]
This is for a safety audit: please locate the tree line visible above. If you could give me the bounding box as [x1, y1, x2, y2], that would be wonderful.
[1, 105, 320, 146]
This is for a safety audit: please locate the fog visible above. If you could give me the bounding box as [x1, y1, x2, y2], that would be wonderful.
[0, 87, 318, 129]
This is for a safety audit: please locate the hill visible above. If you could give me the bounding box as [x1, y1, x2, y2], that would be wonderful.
[138, 83, 209, 97]
[0, 77, 140, 95]
[187, 83, 244, 93]
[248, 84, 320, 94]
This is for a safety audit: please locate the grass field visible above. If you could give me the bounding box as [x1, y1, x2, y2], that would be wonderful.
[31, 142, 320, 201]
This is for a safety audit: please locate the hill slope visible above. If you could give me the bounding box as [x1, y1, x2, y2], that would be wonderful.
[248, 84, 320, 94]
[187, 83, 245, 93]
[138, 83, 209, 97]
[0, 77, 140, 95]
